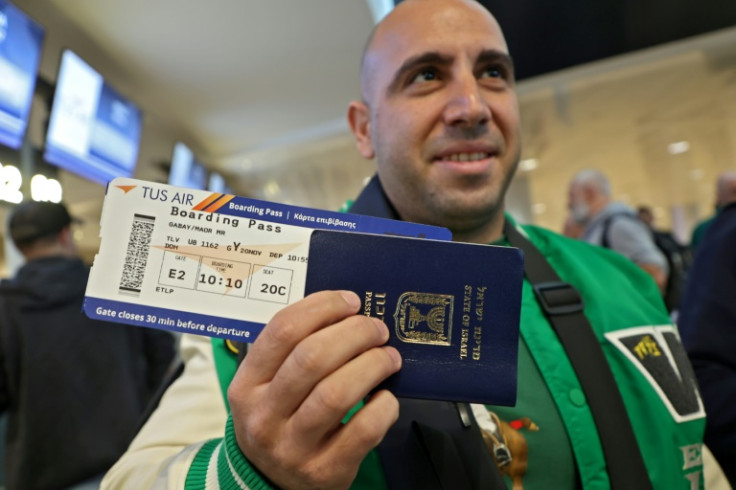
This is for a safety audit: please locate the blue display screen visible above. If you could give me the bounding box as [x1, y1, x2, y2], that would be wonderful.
[0, 0, 44, 149]
[44, 50, 142, 185]
[169, 141, 207, 190]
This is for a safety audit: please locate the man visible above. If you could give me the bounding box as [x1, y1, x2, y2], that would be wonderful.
[636, 205, 692, 313]
[0, 201, 176, 490]
[679, 200, 736, 486]
[690, 171, 736, 249]
[568, 169, 669, 292]
[102, 1, 705, 488]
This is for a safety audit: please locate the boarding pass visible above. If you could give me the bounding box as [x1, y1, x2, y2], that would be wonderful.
[84, 178, 451, 342]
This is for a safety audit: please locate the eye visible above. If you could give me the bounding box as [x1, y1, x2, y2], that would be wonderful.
[479, 65, 505, 80]
[410, 68, 439, 84]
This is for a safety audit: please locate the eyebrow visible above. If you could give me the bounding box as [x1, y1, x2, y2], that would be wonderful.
[387, 49, 515, 93]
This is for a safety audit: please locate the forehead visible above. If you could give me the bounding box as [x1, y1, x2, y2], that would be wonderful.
[371, 2, 508, 66]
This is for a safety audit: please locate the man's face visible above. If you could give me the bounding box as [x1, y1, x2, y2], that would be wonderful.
[351, 0, 521, 236]
[567, 183, 590, 224]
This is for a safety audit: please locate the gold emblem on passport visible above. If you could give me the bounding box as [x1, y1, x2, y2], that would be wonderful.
[394, 292, 454, 345]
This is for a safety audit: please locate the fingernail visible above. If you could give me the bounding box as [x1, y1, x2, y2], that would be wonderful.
[386, 346, 402, 368]
[340, 290, 361, 310]
[372, 317, 389, 340]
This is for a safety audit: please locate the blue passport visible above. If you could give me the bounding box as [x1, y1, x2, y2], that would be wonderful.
[305, 230, 523, 406]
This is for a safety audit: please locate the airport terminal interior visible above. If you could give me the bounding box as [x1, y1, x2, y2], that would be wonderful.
[0, 0, 735, 488]
[0, 0, 734, 274]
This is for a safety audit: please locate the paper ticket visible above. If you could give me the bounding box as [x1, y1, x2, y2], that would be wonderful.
[83, 178, 451, 341]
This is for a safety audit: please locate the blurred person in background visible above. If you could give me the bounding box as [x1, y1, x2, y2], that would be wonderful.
[636, 205, 692, 315]
[690, 171, 736, 250]
[568, 169, 669, 292]
[0, 201, 176, 490]
[678, 198, 736, 487]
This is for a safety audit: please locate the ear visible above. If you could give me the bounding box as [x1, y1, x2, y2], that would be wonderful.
[347, 101, 375, 159]
[58, 226, 78, 256]
[58, 226, 73, 246]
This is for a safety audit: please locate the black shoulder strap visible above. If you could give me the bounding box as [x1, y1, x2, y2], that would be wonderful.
[600, 213, 622, 249]
[504, 220, 653, 490]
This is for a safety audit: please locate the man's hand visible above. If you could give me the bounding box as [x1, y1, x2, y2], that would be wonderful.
[228, 290, 402, 490]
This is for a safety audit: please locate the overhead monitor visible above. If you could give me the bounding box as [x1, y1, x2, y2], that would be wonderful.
[169, 141, 207, 190]
[0, 0, 44, 149]
[208, 171, 232, 194]
[44, 49, 142, 185]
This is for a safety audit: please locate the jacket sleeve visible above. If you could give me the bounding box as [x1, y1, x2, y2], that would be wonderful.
[101, 334, 272, 489]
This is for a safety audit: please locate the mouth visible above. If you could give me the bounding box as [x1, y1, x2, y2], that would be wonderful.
[432, 146, 500, 176]
[436, 151, 494, 163]
[432, 141, 500, 162]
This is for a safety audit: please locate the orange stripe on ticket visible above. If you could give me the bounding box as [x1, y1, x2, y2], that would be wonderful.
[204, 194, 235, 213]
[192, 193, 222, 211]
[115, 185, 137, 194]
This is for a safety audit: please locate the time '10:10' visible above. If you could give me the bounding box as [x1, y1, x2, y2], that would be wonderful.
[198, 273, 244, 289]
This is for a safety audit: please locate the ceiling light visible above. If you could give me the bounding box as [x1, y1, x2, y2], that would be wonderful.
[0, 165, 23, 204]
[31, 174, 63, 203]
[667, 141, 690, 155]
[519, 158, 538, 172]
[264, 181, 281, 197]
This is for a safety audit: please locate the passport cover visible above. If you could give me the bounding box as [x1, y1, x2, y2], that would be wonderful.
[304, 230, 523, 406]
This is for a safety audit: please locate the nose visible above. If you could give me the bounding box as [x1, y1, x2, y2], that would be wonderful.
[442, 73, 491, 128]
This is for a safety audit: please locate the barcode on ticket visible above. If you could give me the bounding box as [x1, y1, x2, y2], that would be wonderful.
[119, 213, 156, 296]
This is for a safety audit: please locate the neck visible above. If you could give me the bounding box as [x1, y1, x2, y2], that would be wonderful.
[22, 244, 75, 262]
[350, 175, 507, 244]
[447, 211, 506, 244]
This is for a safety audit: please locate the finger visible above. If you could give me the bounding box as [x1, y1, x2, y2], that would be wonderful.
[289, 345, 401, 445]
[271, 390, 400, 490]
[317, 389, 400, 476]
[243, 290, 361, 384]
[265, 315, 393, 417]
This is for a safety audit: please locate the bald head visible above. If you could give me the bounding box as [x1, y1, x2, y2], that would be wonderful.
[346, 0, 521, 244]
[716, 171, 736, 207]
[359, 0, 508, 104]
